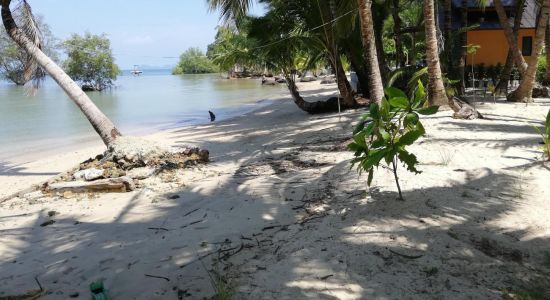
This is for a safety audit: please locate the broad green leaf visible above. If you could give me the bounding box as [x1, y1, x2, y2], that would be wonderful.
[380, 98, 390, 120]
[414, 80, 425, 107]
[389, 97, 409, 109]
[353, 131, 367, 148]
[396, 129, 423, 147]
[353, 121, 365, 135]
[369, 103, 380, 120]
[546, 109, 550, 131]
[362, 122, 376, 137]
[384, 148, 397, 165]
[347, 142, 363, 152]
[384, 87, 407, 99]
[416, 106, 439, 115]
[379, 127, 390, 141]
[404, 112, 419, 127]
[363, 148, 389, 170]
[371, 138, 385, 149]
[367, 168, 374, 186]
[397, 150, 421, 174]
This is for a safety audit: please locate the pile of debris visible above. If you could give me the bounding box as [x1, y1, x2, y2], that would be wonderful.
[42, 137, 209, 195]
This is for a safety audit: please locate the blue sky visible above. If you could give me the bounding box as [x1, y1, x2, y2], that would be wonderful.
[25, 1, 264, 69]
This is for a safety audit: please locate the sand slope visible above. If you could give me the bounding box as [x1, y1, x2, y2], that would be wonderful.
[0, 83, 549, 299]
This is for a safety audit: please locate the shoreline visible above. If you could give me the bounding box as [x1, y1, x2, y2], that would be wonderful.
[0, 82, 549, 299]
[0, 75, 287, 164]
[0, 81, 333, 199]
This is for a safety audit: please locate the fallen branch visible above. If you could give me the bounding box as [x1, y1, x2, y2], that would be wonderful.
[147, 227, 169, 231]
[389, 249, 424, 259]
[145, 274, 170, 282]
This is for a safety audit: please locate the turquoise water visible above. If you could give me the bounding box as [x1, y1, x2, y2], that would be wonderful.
[0, 70, 286, 161]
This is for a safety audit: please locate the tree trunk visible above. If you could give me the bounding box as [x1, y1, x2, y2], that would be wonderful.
[495, 0, 525, 93]
[507, 0, 550, 102]
[392, 0, 405, 68]
[494, 0, 527, 75]
[544, 20, 550, 86]
[357, 0, 384, 104]
[345, 49, 371, 98]
[286, 77, 343, 114]
[443, 0, 453, 74]
[457, 0, 467, 95]
[332, 55, 357, 107]
[424, 0, 449, 106]
[1, 0, 121, 146]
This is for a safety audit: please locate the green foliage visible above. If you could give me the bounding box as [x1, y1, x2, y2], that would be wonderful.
[63, 32, 119, 91]
[536, 55, 546, 83]
[0, 14, 59, 85]
[173, 47, 219, 75]
[532, 109, 550, 161]
[349, 82, 439, 200]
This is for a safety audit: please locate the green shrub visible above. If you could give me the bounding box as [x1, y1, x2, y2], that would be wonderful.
[536, 56, 546, 83]
[533, 109, 550, 161]
[349, 81, 439, 200]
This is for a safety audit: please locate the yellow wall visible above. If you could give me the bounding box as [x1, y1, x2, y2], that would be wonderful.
[466, 28, 535, 66]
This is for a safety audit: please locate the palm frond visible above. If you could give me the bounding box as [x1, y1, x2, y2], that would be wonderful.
[15, 0, 45, 89]
[207, 0, 253, 23]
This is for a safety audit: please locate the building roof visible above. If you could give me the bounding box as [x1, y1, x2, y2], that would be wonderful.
[451, 0, 516, 8]
[446, 0, 538, 29]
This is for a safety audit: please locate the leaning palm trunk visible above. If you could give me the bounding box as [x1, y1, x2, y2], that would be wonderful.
[423, 0, 448, 106]
[286, 76, 342, 114]
[357, 0, 384, 104]
[495, 0, 525, 93]
[1, 0, 121, 146]
[494, 0, 527, 75]
[507, 0, 550, 102]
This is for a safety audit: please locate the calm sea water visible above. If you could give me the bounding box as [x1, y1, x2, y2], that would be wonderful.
[0, 70, 286, 161]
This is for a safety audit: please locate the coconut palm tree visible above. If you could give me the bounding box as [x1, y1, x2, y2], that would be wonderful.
[493, 0, 528, 75]
[357, 0, 384, 104]
[495, 0, 525, 93]
[507, 0, 550, 102]
[1, 0, 121, 146]
[423, 0, 448, 106]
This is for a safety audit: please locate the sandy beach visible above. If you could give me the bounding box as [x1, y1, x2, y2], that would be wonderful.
[0, 81, 549, 299]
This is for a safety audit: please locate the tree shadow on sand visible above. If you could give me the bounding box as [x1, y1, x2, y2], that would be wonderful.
[1, 99, 549, 299]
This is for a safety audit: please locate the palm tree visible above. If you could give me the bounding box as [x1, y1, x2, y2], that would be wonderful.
[357, 0, 384, 104]
[1, 0, 121, 146]
[495, 0, 525, 93]
[207, 0, 253, 23]
[423, 0, 448, 106]
[507, 0, 550, 102]
[493, 0, 527, 75]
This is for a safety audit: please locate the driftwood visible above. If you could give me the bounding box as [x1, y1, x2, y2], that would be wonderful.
[448, 96, 483, 120]
[46, 176, 135, 193]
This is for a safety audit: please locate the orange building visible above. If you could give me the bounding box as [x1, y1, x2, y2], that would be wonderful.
[448, 0, 538, 66]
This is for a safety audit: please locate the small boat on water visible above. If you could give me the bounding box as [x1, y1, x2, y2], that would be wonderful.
[131, 65, 143, 76]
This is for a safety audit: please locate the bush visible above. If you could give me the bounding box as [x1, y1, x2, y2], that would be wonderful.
[172, 48, 219, 75]
[536, 55, 546, 83]
[63, 33, 119, 91]
[349, 81, 439, 200]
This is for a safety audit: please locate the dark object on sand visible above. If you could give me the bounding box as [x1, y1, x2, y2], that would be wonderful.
[90, 280, 109, 300]
[209, 110, 216, 122]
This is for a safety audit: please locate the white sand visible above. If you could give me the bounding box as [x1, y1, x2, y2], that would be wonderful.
[0, 82, 549, 299]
